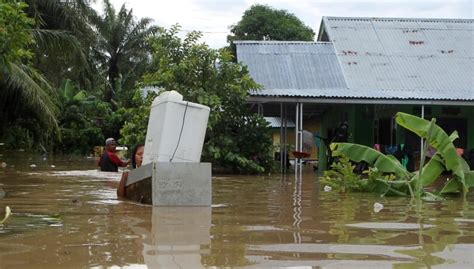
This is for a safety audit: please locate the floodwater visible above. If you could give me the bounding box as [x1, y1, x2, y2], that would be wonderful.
[0, 152, 474, 268]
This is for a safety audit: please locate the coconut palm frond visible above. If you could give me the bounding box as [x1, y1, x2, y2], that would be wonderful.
[122, 20, 159, 53]
[31, 29, 86, 62]
[26, 0, 96, 84]
[90, 0, 158, 103]
[5, 63, 58, 129]
[31, 28, 91, 85]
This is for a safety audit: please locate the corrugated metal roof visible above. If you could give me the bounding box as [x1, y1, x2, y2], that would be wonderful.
[264, 117, 296, 128]
[235, 41, 349, 98]
[320, 16, 474, 101]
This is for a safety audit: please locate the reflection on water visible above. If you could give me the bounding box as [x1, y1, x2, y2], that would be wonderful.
[0, 153, 474, 268]
[52, 170, 122, 180]
[142, 207, 211, 269]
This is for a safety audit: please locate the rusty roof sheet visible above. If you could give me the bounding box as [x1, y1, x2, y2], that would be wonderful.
[319, 16, 474, 101]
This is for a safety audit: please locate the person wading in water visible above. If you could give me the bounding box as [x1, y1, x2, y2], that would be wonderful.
[98, 138, 130, 172]
[117, 144, 144, 198]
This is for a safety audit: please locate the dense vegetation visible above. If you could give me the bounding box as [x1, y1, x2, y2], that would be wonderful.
[227, 4, 315, 55]
[228, 4, 315, 42]
[1, 0, 307, 173]
[322, 112, 474, 198]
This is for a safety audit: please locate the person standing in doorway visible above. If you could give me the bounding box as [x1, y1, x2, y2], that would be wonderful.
[98, 138, 130, 172]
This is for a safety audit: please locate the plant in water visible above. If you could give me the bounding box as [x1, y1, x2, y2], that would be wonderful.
[320, 156, 363, 192]
[325, 112, 474, 199]
[395, 112, 474, 196]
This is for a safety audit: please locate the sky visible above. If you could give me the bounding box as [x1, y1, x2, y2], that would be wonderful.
[92, 0, 473, 48]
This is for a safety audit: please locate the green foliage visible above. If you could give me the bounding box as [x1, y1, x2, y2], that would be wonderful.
[331, 143, 410, 180]
[90, 0, 159, 105]
[320, 156, 399, 195]
[363, 167, 398, 194]
[325, 112, 473, 198]
[0, 0, 60, 148]
[0, 0, 33, 67]
[1, 123, 38, 149]
[121, 26, 274, 173]
[54, 79, 113, 154]
[1, 1, 100, 150]
[395, 112, 467, 194]
[120, 89, 154, 147]
[205, 112, 274, 173]
[24, 0, 103, 93]
[228, 4, 315, 43]
[416, 154, 446, 187]
[0, 0, 148, 152]
[320, 156, 363, 192]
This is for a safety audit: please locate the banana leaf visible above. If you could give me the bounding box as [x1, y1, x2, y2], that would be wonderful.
[467, 172, 474, 188]
[413, 131, 461, 187]
[460, 158, 474, 188]
[60, 79, 74, 102]
[412, 154, 445, 187]
[395, 112, 466, 193]
[331, 143, 410, 179]
[440, 172, 474, 193]
[73, 90, 87, 101]
[440, 178, 461, 194]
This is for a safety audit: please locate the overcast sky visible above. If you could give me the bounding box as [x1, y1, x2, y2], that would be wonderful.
[92, 0, 473, 48]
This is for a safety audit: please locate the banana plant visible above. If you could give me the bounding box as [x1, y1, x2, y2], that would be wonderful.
[330, 143, 411, 180]
[330, 143, 415, 197]
[328, 112, 473, 197]
[395, 112, 469, 195]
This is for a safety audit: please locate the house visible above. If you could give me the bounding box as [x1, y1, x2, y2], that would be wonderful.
[236, 17, 474, 171]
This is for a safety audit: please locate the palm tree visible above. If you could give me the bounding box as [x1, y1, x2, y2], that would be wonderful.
[0, 64, 58, 130]
[25, 0, 98, 90]
[0, 0, 58, 133]
[90, 0, 159, 105]
[0, 0, 94, 147]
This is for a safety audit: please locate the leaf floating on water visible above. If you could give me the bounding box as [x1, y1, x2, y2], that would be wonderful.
[0, 206, 11, 224]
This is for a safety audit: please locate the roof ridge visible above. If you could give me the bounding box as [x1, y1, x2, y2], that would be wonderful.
[233, 40, 333, 45]
[323, 16, 473, 23]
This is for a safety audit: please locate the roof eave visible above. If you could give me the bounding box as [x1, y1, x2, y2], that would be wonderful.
[247, 95, 474, 106]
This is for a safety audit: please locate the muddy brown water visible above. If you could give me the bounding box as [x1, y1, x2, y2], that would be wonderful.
[0, 152, 473, 268]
